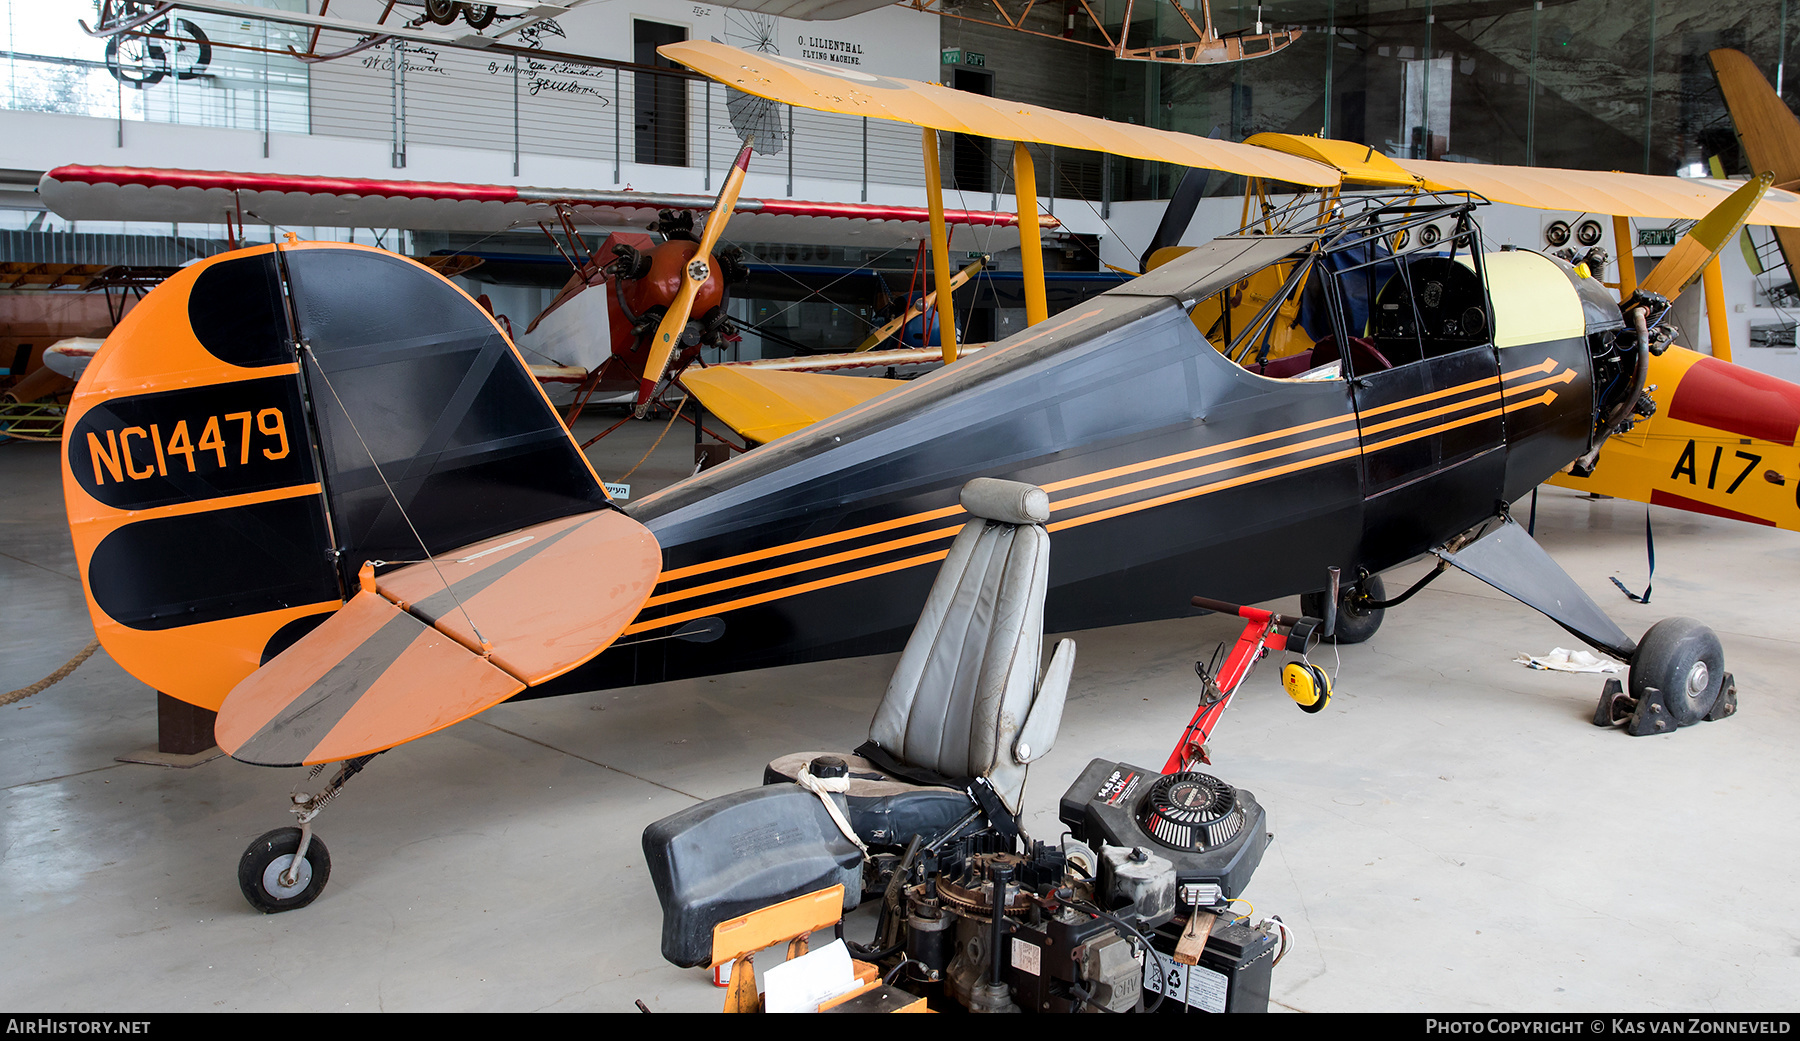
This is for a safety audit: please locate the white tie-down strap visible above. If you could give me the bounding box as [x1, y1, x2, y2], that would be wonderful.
[795, 763, 870, 860]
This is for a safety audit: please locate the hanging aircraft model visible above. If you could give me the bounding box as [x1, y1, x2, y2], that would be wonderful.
[60, 42, 1800, 914]
[84, 0, 1301, 70]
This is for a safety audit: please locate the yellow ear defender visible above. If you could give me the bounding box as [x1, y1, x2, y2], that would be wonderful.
[1281, 661, 1331, 714]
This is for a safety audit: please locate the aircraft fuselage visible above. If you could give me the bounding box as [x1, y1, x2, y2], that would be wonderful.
[538, 236, 1601, 696]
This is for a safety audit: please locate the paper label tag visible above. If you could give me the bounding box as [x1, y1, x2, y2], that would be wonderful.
[604, 482, 630, 501]
[1145, 958, 1230, 1012]
[1187, 963, 1229, 1013]
[1011, 937, 1041, 976]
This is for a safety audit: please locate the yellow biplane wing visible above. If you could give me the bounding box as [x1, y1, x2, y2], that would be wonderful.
[683, 367, 902, 445]
[1398, 157, 1800, 228]
[658, 41, 1341, 188]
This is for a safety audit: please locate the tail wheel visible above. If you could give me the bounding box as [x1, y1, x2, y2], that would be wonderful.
[1302, 572, 1385, 645]
[1629, 617, 1724, 727]
[238, 827, 332, 914]
[463, 4, 499, 29]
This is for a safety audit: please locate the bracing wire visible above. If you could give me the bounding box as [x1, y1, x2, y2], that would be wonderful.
[732, 242, 910, 336]
[299, 343, 490, 649]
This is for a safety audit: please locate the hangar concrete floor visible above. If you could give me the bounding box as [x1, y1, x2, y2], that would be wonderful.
[4, 412, 1798, 1013]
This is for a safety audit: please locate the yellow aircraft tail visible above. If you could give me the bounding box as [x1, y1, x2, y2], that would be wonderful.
[1711, 48, 1800, 284]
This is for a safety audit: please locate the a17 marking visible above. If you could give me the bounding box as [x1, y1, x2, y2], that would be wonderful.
[1669, 439, 1761, 496]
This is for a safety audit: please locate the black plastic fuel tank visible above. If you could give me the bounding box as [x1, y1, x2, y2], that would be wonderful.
[642, 783, 862, 967]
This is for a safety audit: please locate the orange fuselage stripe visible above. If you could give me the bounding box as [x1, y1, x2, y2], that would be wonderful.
[662, 362, 1564, 586]
[633, 361, 1577, 622]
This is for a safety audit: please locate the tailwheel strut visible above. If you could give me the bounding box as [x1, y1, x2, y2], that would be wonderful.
[236, 753, 377, 913]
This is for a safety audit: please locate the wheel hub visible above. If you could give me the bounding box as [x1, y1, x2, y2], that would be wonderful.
[1686, 661, 1710, 696]
[263, 853, 311, 896]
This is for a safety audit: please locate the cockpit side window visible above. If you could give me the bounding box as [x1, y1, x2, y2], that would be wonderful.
[1329, 216, 1491, 377]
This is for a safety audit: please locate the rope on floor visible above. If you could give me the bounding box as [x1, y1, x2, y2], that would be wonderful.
[618, 398, 685, 483]
[3, 638, 101, 707]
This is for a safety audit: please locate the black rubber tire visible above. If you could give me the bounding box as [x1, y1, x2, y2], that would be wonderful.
[238, 827, 331, 914]
[1301, 572, 1386, 645]
[1629, 617, 1724, 727]
[423, 0, 459, 24]
[463, 4, 498, 29]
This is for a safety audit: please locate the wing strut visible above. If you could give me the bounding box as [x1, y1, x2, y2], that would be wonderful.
[1012, 143, 1048, 327]
[1434, 516, 1637, 662]
[921, 128, 958, 364]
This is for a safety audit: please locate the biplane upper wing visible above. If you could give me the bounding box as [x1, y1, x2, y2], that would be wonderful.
[1396, 157, 1800, 228]
[658, 41, 1341, 187]
[37, 166, 1055, 250]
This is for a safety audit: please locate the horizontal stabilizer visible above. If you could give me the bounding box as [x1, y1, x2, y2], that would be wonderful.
[682, 368, 900, 444]
[376, 510, 662, 685]
[1435, 518, 1636, 661]
[218, 508, 662, 765]
[217, 592, 525, 767]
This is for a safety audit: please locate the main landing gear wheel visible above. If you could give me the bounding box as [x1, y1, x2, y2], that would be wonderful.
[1629, 617, 1724, 727]
[1302, 572, 1386, 644]
[238, 827, 331, 913]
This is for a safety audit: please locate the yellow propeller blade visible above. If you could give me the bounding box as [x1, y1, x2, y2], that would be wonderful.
[854, 257, 986, 352]
[636, 143, 754, 416]
[1637, 173, 1772, 301]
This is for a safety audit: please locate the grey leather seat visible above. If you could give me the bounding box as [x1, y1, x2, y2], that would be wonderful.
[765, 477, 1076, 847]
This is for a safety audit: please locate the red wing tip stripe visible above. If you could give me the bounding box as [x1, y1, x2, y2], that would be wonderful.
[42, 166, 1045, 228]
[48, 165, 522, 204]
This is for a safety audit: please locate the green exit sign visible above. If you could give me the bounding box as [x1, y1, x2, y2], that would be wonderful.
[1639, 227, 1679, 247]
[941, 48, 985, 67]
[941, 48, 961, 64]
[963, 51, 985, 67]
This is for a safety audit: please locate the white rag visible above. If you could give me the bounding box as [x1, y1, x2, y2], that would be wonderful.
[1514, 647, 1624, 673]
[794, 762, 871, 860]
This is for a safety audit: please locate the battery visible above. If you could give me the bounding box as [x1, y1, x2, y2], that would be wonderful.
[1144, 910, 1277, 1013]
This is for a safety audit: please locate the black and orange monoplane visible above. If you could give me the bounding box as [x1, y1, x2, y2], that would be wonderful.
[60, 45, 1792, 913]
